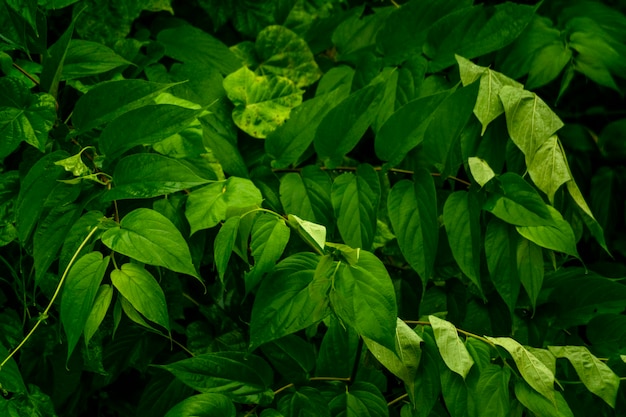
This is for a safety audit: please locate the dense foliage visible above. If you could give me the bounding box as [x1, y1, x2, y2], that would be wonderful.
[1, 0, 626, 416]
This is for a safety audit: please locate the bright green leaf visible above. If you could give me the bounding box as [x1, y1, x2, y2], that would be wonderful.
[165, 393, 235, 417]
[83, 284, 113, 347]
[516, 206, 579, 258]
[214, 216, 241, 284]
[429, 315, 474, 379]
[527, 135, 571, 204]
[468, 157, 495, 187]
[246, 213, 291, 292]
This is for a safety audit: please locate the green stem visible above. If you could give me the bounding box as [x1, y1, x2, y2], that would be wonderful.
[0, 225, 100, 370]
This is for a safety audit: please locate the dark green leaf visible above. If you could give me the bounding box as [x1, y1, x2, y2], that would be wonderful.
[279, 167, 333, 225]
[516, 237, 543, 312]
[102, 208, 199, 278]
[471, 365, 511, 417]
[0, 343, 26, 394]
[165, 393, 235, 417]
[485, 218, 520, 313]
[40, 17, 74, 98]
[514, 380, 573, 417]
[83, 284, 113, 346]
[214, 216, 241, 283]
[261, 335, 316, 383]
[316, 312, 359, 379]
[62, 39, 132, 79]
[516, 206, 579, 258]
[246, 213, 291, 292]
[329, 382, 388, 417]
[159, 351, 274, 405]
[278, 386, 331, 417]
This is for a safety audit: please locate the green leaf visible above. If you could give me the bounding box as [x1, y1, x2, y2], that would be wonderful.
[335, 251, 397, 351]
[40, 17, 74, 98]
[0, 77, 56, 158]
[0, 343, 27, 394]
[105, 153, 211, 200]
[331, 164, 380, 250]
[516, 237, 543, 312]
[279, 168, 333, 225]
[443, 191, 481, 291]
[61, 252, 110, 360]
[439, 368, 468, 417]
[99, 104, 203, 158]
[278, 387, 330, 417]
[315, 79, 386, 168]
[214, 216, 241, 284]
[157, 24, 241, 75]
[429, 315, 474, 379]
[185, 177, 263, 234]
[376, 90, 450, 168]
[159, 351, 274, 405]
[110, 263, 170, 331]
[165, 393, 235, 417]
[102, 208, 199, 278]
[266, 88, 346, 169]
[483, 173, 554, 227]
[514, 380, 573, 417]
[316, 313, 359, 379]
[329, 382, 388, 417]
[261, 335, 316, 383]
[566, 180, 608, 253]
[425, 3, 535, 72]
[516, 206, 579, 258]
[223, 66, 303, 138]
[362, 318, 423, 403]
[468, 157, 495, 187]
[388, 172, 438, 285]
[527, 135, 571, 204]
[62, 39, 132, 79]
[83, 284, 113, 346]
[526, 41, 572, 90]
[72, 79, 176, 133]
[250, 253, 330, 349]
[548, 345, 619, 408]
[456, 55, 523, 135]
[484, 218, 520, 314]
[486, 337, 555, 404]
[471, 366, 511, 417]
[246, 213, 290, 292]
[287, 214, 327, 254]
[255, 25, 321, 88]
[499, 86, 564, 161]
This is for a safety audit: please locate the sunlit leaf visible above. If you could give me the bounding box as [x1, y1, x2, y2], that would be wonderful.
[246, 213, 290, 292]
[516, 206, 579, 258]
[527, 135, 571, 204]
[429, 315, 474, 379]
[165, 393, 235, 417]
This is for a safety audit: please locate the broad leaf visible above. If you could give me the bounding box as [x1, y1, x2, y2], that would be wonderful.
[516, 206, 579, 258]
[105, 153, 211, 200]
[61, 251, 110, 360]
[487, 337, 555, 404]
[250, 253, 329, 349]
[62, 39, 132, 79]
[514, 380, 573, 417]
[223, 66, 303, 138]
[0, 77, 56, 158]
[443, 191, 481, 290]
[468, 157, 495, 187]
[388, 172, 438, 285]
[471, 366, 511, 417]
[429, 315, 474, 379]
[485, 218, 520, 314]
[165, 393, 235, 417]
[316, 313, 360, 379]
[102, 208, 199, 278]
[261, 335, 316, 383]
[329, 382, 388, 417]
[159, 351, 274, 405]
[279, 167, 333, 226]
[110, 263, 170, 331]
[287, 214, 327, 254]
[246, 213, 290, 292]
[331, 164, 380, 250]
[548, 345, 619, 408]
[277, 387, 330, 417]
[527, 135, 571, 203]
[185, 177, 263, 234]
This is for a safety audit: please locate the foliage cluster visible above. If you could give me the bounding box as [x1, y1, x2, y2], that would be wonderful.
[1, 0, 626, 416]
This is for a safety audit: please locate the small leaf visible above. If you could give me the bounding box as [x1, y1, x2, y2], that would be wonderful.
[516, 206, 579, 258]
[566, 180, 609, 253]
[287, 214, 327, 253]
[548, 345, 620, 408]
[429, 315, 474, 379]
[165, 393, 235, 417]
[468, 157, 495, 187]
[214, 216, 241, 283]
[54, 147, 92, 177]
[487, 337, 555, 404]
[223, 66, 303, 138]
[517, 237, 544, 312]
[246, 213, 290, 292]
[110, 263, 170, 331]
[61, 252, 109, 360]
[102, 208, 199, 278]
[159, 351, 274, 405]
[83, 284, 113, 346]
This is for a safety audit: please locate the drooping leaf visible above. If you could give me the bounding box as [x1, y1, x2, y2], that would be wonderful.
[487, 337, 555, 404]
[83, 284, 113, 347]
[316, 313, 359, 379]
[61, 251, 110, 360]
[165, 393, 235, 417]
[0, 77, 56, 158]
[484, 218, 520, 314]
[277, 386, 330, 417]
[105, 153, 211, 200]
[566, 180, 609, 253]
[548, 345, 620, 408]
[223, 66, 303, 138]
[514, 380, 573, 417]
[110, 263, 170, 331]
[429, 315, 474, 379]
[250, 253, 329, 349]
[516, 237, 543, 312]
[468, 157, 496, 187]
[443, 191, 482, 291]
[439, 367, 469, 417]
[516, 206, 579, 258]
[40, 16, 74, 98]
[331, 164, 380, 250]
[185, 177, 263, 234]
[527, 135, 571, 204]
[72, 79, 177, 133]
[214, 216, 241, 284]
[388, 171, 438, 285]
[102, 208, 199, 278]
[159, 351, 274, 405]
[246, 213, 291, 292]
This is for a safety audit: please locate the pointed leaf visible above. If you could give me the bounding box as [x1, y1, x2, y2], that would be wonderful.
[278, 386, 330, 417]
[331, 164, 380, 250]
[105, 153, 211, 200]
[517, 237, 544, 312]
[279, 168, 333, 225]
[261, 335, 316, 384]
[329, 382, 388, 417]
[287, 214, 327, 254]
[83, 284, 113, 346]
[429, 315, 474, 379]
[516, 206, 579, 258]
[514, 380, 573, 417]
[40, 17, 74, 98]
[223, 66, 303, 138]
[102, 208, 199, 278]
[566, 180, 608, 253]
[185, 177, 263, 234]
[527, 135, 571, 204]
[548, 345, 619, 408]
[214, 216, 241, 283]
[110, 263, 170, 331]
[159, 351, 274, 405]
[472, 366, 511, 417]
[61, 252, 110, 360]
[246, 213, 290, 292]
[468, 157, 496, 187]
[485, 218, 520, 313]
[165, 393, 235, 417]
[316, 314, 360, 378]
[487, 337, 555, 404]
[443, 191, 481, 290]
[62, 39, 132, 79]
[250, 253, 330, 349]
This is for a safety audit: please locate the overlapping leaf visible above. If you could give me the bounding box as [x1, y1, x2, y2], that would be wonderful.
[429, 315, 474, 379]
